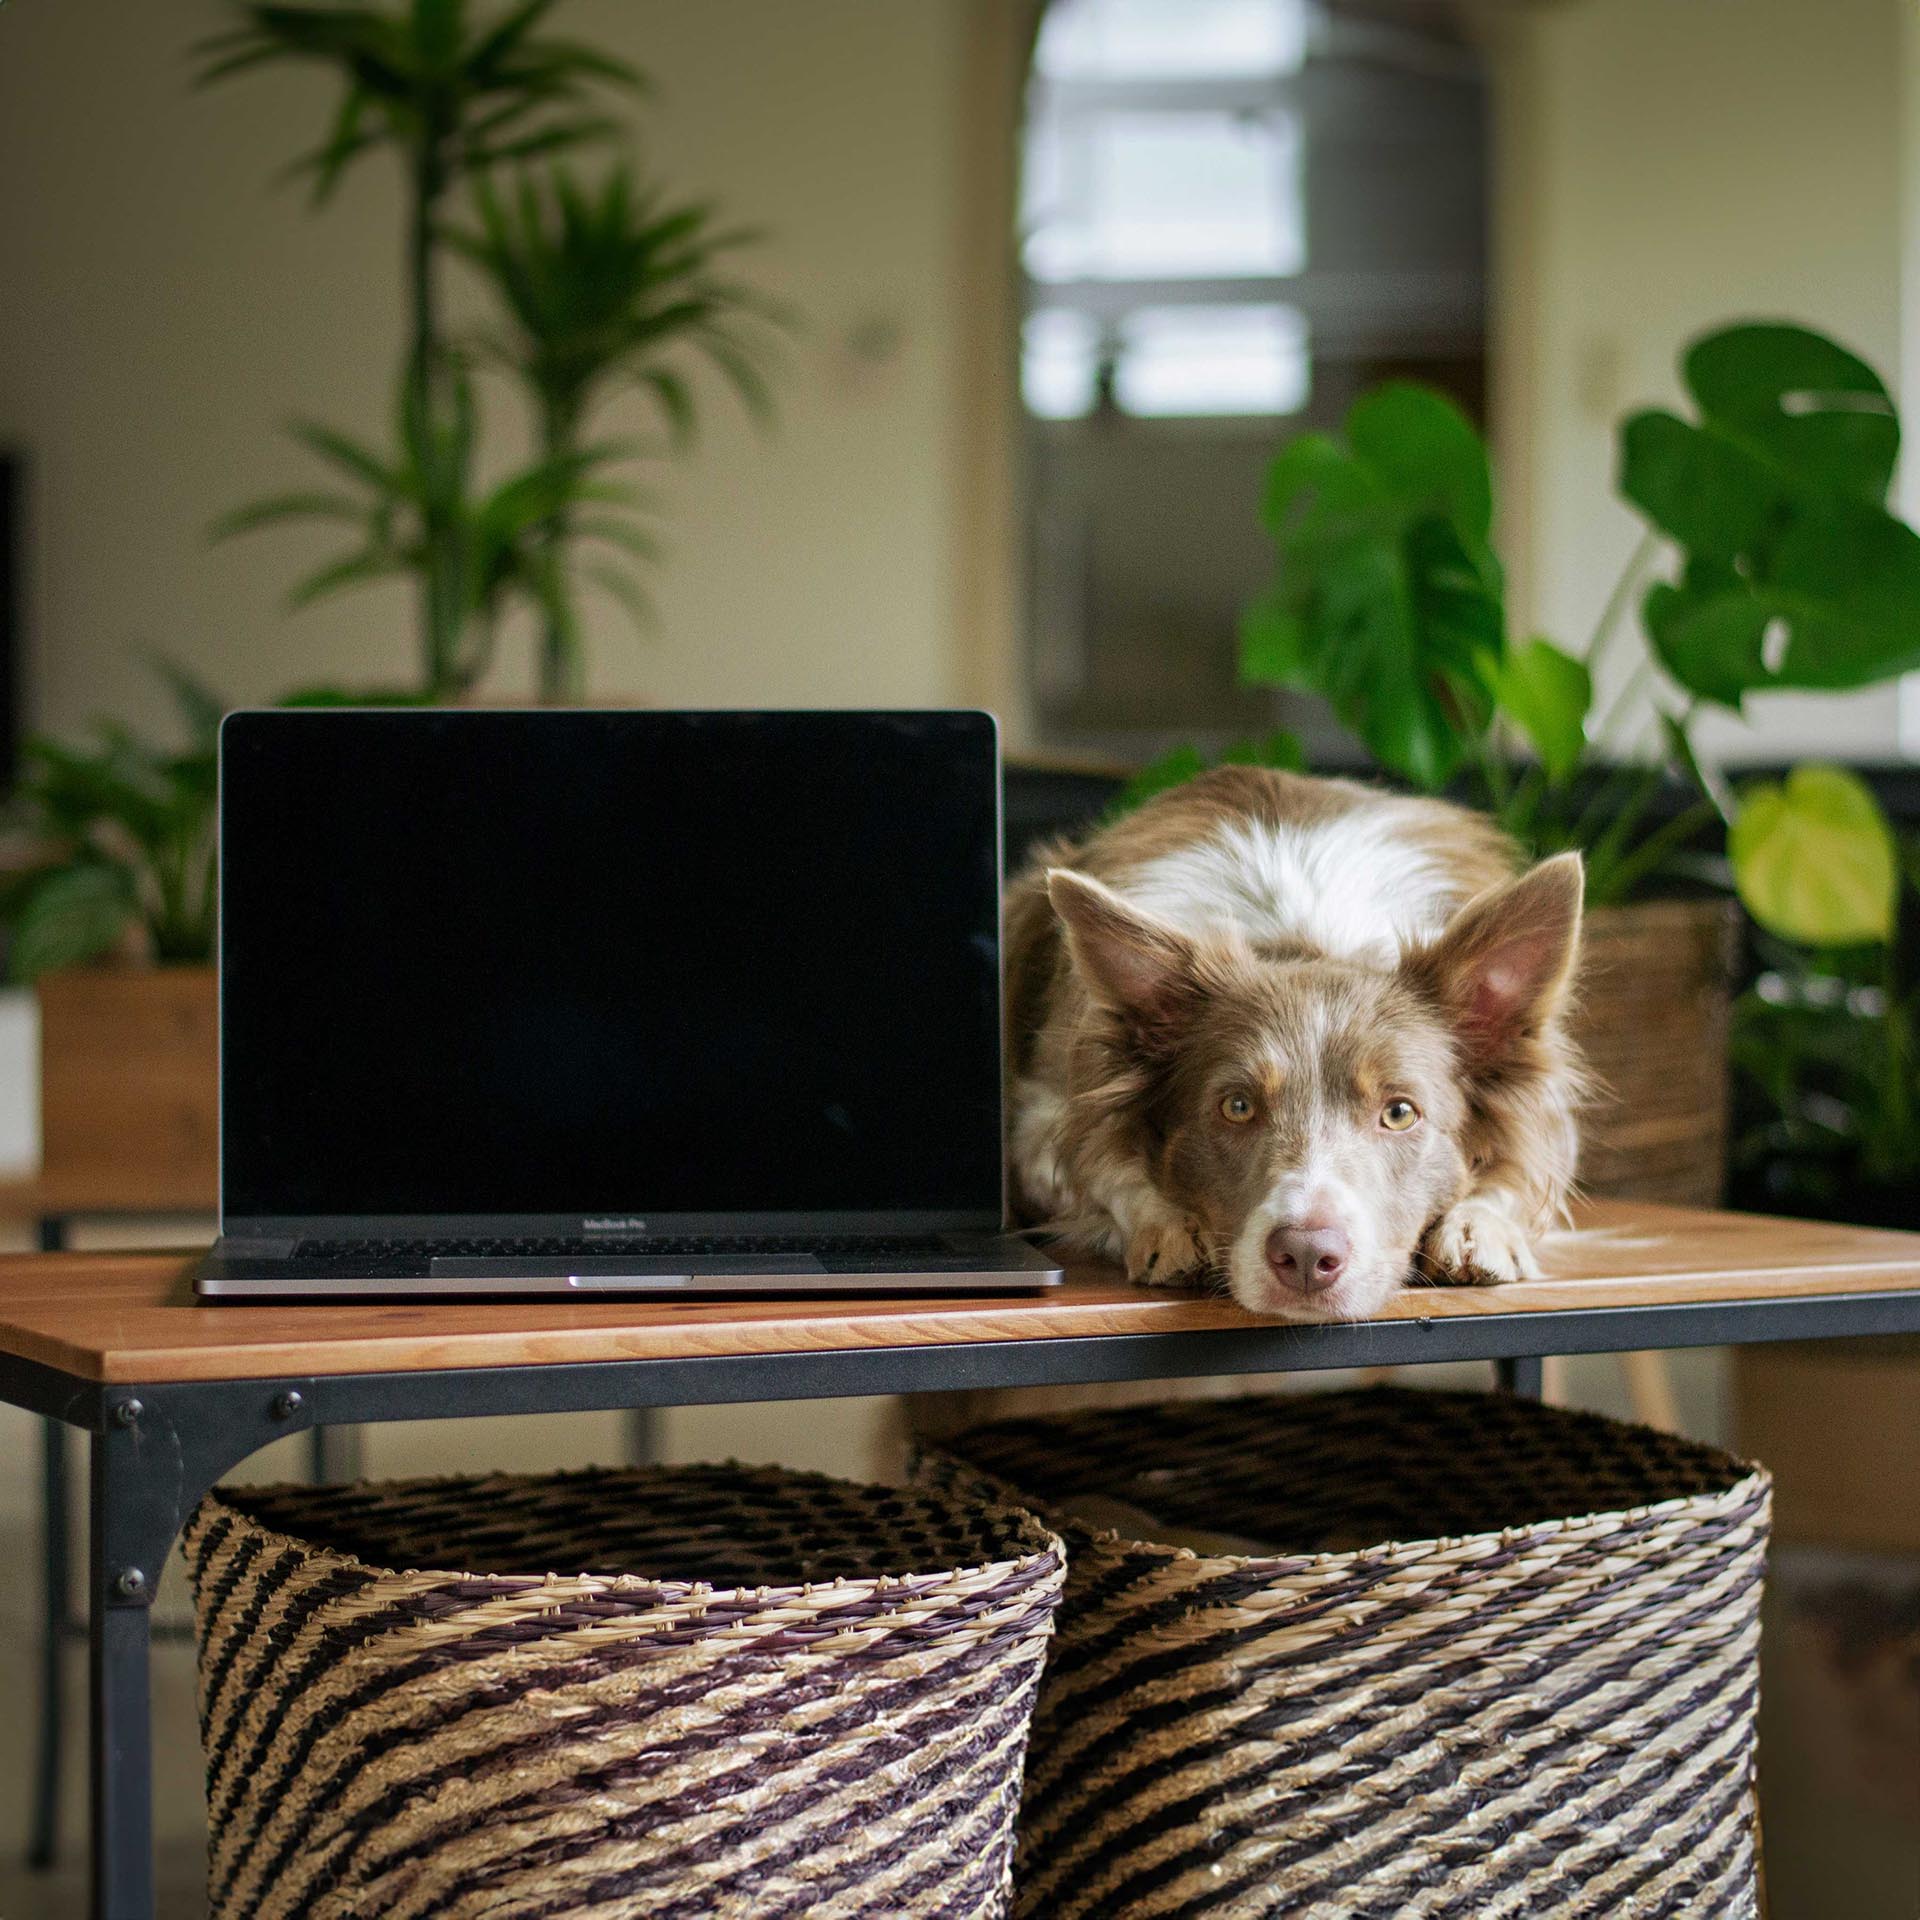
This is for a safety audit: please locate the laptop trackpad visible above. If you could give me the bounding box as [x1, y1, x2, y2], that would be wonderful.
[428, 1255, 828, 1281]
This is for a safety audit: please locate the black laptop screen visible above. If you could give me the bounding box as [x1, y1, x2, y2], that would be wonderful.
[219, 710, 1004, 1221]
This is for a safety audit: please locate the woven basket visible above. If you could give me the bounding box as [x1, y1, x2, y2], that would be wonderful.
[1573, 897, 1740, 1206]
[919, 1387, 1771, 1919]
[182, 1463, 1065, 1920]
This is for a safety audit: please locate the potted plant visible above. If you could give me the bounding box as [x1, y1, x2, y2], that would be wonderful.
[1123, 322, 1920, 1204]
[0, 665, 222, 1208]
[198, 0, 788, 703]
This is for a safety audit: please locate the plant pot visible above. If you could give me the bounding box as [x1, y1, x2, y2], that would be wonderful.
[1571, 897, 1741, 1207]
[36, 964, 218, 1211]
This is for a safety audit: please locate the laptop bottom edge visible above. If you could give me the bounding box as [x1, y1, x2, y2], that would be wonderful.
[194, 1236, 1065, 1301]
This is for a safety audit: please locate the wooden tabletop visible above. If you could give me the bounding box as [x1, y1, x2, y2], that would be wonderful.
[1, 1200, 1918, 1386]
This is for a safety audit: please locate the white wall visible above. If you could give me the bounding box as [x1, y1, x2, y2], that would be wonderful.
[1496, 0, 1908, 765]
[0, 0, 969, 734]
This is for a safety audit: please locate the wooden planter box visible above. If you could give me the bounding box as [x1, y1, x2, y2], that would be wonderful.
[1571, 897, 1741, 1208]
[36, 965, 218, 1212]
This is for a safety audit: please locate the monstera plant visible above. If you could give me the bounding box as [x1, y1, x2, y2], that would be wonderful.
[1238, 382, 1503, 794]
[1624, 327, 1920, 707]
[1106, 320, 1920, 1209]
[1218, 322, 1920, 921]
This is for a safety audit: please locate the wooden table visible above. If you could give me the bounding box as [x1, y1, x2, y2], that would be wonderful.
[7, 1198, 1920, 1920]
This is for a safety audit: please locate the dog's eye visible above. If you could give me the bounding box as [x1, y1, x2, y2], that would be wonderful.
[1219, 1092, 1257, 1124]
[1380, 1099, 1421, 1132]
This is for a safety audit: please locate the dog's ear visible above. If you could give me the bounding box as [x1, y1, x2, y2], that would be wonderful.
[1047, 869, 1202, 1044]
[1405, 852, 1583, 1067]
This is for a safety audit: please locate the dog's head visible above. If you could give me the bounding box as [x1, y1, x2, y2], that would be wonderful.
[1047, 853, 1583, 1320]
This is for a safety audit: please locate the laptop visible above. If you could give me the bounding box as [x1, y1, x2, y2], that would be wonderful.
[194, 708, 1062, 1299]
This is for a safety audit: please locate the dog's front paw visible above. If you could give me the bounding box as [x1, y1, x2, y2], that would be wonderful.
[1125, 1215, 1209, 1290]
[1419, 1199, 1537, 1287]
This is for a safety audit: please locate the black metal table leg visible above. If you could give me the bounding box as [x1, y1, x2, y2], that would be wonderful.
[73, 1375, 322, 1920]
[28, 1411, 69, 1869]
[1497, 1354, 1546, 1397]
[28, 1212, 70, 1872]
[309, 1422, 365, 1483]
[90, 1420, 155, 1920]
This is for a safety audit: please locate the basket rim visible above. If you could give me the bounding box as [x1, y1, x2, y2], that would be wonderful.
[193, 1458, 1066, 1604]
[920, 1386, 1770, 1572]
[1005, 1467, 1774, 1570]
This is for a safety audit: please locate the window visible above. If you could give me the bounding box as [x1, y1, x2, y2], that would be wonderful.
[1019, 0, 1489, 751]
[1022, 0, 1313, 421]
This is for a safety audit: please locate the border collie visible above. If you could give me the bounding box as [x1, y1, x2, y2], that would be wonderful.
[1007, 768, 1586, 1322]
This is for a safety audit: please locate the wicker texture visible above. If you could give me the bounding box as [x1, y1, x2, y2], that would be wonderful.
[1573, 897, 1740, 1206]
[920, 1387, 1770, 1919]
[182, 1464, 1064, 1920]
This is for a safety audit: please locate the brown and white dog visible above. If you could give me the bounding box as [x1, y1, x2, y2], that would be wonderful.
[1007, 767, 1586, 1321]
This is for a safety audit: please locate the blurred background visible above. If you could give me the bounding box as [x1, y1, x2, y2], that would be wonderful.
[0, 0, 1916, 1913]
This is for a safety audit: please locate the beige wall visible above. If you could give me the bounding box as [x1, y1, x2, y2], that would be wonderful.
[1493, 0, 1908, 765]
[5, 2, 1917, 762]
[0, 0, 972, 734]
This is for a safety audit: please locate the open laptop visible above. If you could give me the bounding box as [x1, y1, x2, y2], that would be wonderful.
[194, 709, 1061, 1299]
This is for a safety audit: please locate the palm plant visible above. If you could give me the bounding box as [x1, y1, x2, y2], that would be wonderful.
[217, 370, 644, 693]
[453, 163, 787, 698]
[195, 0, 641, 689]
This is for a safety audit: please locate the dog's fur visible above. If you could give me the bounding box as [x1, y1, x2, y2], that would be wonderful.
[1007, 768, 1587, 1321]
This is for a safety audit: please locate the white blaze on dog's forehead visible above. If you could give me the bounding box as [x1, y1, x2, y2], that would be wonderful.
[1123, 809, 1458, 963]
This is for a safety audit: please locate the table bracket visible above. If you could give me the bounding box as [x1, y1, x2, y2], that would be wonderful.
[93, 1378, 320, 1605]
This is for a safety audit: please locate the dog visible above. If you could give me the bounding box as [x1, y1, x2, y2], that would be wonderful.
[1006, 767, 1586, 1322]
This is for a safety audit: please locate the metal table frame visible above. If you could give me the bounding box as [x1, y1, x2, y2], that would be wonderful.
[24, 1213, 361, 1881]
[9, 1283, 1920, 1920]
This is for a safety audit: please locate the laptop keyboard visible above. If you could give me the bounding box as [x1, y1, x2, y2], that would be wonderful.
[290, 1233, 952, 1267]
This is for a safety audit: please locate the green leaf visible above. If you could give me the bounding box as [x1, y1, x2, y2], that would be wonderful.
[1729, 764, 1897, 945]
[286, 419, 395, 491]
[211, 490, 367, 539]
[1221, 728, 1306, 774]
[1110, 744, 1209, 819]
[8, 863, 141, 982]
[1496, 638, 1591, 783]
[1617, 410, 1775, 562]
[449, 159, 786, 445]
[1346, 382, 1494, 547]
[1238, 593, 1309, 684]
[286, 547, 397, 608]
[1620, 322, 1920, 706]
[1106, 731, 1308, 823]
[582, 559, 655, 634]
[1243, 383, 1503, 789]
[1658, 708, 1734, 823]
[147, 656, 228, 750]
[1684, 323, 1897, 505]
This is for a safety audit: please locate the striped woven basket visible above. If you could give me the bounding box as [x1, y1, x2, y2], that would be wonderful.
[181, 1463, 1065, 1920]
[918, 1386, 1772, 1920]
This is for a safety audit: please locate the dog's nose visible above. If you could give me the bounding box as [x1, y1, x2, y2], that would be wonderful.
[1265, 1221, 1350, 1294]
